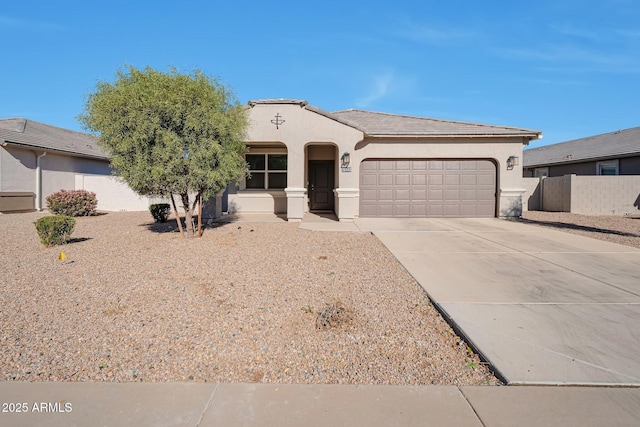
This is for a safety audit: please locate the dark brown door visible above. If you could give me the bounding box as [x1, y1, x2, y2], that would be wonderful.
[309, 161, 335, 211]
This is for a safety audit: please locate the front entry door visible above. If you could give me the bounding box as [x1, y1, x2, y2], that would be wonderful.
[309, 161, 335, 211]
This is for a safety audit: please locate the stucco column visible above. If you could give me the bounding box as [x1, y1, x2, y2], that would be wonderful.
[284, 187, 306, 221]
[284, 148, 306, 221]
[334, 188, 359, 221]
[499, 188, 526, 217]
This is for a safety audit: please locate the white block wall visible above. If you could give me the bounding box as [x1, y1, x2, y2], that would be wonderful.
[75, 174, 163, 211]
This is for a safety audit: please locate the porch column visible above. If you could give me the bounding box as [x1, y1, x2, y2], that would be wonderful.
[334, 187, 359, 221]
[499, 188, 526, 217]
[284, 187, 306, 222]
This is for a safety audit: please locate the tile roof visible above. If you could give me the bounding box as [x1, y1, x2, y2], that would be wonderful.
[523, 126, 640, 167]
[331, 109, 541, 138]
[247, 100, 541, 139]
[0, 118, 109, 160]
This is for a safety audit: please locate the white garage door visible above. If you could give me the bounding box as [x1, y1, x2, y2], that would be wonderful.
[359, 159, 496, 218]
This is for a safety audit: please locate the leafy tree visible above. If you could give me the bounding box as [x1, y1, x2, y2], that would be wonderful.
[79, 66, 248, 237]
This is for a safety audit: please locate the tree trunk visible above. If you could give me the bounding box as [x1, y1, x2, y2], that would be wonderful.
[181, 193, 195, 238]
[197, 193, 203, 237]
[170, 193, 184, 237]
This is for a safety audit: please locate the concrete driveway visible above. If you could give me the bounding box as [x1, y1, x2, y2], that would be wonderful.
[355, 217, 640, 385]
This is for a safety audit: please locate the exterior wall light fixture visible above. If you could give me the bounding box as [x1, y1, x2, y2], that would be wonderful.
[506, 155, 519, 169]
[341, 152, 351, 168]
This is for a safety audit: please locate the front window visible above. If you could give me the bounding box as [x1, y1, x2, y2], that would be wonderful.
[246, 154, 287, 189]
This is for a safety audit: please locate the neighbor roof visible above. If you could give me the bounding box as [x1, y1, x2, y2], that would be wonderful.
[331, 109, 541, 139]
[0, 118, 109, 160]
[524, 126, 640, 167]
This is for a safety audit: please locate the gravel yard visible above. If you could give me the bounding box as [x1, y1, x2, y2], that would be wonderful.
[521, 211, 640, 249]
[0, 211, 498, 385]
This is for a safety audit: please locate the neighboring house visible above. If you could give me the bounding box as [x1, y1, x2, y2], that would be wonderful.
[0, 118, 152, 212]
[523, 126, 640, 177]
[228, 99, 541, 220]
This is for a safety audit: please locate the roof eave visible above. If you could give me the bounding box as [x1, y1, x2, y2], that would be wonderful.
[366, 133, 541, 140]
[524, 152, 640, 168]
[1, 139, 110, 161]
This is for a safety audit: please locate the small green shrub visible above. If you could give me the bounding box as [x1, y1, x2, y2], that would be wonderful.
[149, 203, 171, 223]
[34, 215, 76, 247]
[46, 189, 97, 216]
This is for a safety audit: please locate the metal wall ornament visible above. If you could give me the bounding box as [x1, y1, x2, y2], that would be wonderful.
[271, 113, 285, 129]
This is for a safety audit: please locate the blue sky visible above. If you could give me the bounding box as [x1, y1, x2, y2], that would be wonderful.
[1, 0, 639, 148]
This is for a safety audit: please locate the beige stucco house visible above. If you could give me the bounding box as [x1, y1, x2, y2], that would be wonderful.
[227, 99, 541, 221]
[2, 101, 541, 218]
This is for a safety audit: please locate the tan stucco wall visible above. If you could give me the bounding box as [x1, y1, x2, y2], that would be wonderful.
[1, 145, 112, 210]
[239, 102, 529, 219]
[1, 146, 36, 192]
[243, 103, 364, 220]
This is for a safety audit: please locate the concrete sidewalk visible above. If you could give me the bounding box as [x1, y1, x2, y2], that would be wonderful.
[356, 217, 640, 386]
[1, 382, 639, 426]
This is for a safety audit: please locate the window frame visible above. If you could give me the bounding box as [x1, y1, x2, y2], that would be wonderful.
[533, 167, 549, 178]
[244, 151, 288, 190]
[596, 159, 619, 176]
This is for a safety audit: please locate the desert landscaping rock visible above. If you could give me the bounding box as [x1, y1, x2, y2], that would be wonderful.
[521, 211, 640, 249]
[0, 212, 498, 386]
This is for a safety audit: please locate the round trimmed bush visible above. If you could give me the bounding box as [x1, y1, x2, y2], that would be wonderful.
[34, 215, 76, 247]
[149, 203, 171, 223]
[46, 189, 97, 216]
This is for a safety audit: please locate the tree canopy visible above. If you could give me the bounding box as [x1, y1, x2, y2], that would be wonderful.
[79, 66, 248, 237]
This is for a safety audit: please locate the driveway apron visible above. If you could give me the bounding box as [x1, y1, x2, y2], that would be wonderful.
[355, 218, 640, 385]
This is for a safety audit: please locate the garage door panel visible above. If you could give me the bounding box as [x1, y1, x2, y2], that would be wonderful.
[378, 174, 394, 185]
[378, 204, 394, 216]
[412, 161, 428, 170]
[411, 189, 427, 201]
[411, 204, 427, 216]
[360, 159, 496, 218]
[395, 189, 410, 200]
[461, 189, 477, 201]
[444, 204, 460, 216]
[445, 189, 460, 199]
[360, 189, 377, 201]
[378, 189, 393, 202]
[361, 174, 377, 185]
[429, 160, 444, 170]
[428, 189, 444, 200]
[412, 174, 426, 185]
[445, 175, 460, 185]
[462, 174, 477, 185]
[396, 160, 411, 170]
[395, 204, 411, 216]
[429, 174, 444, 185]
[478, 161, 496, 171]
[478, 174, 495, 186]
[361, 161, 378, 171]
[446, 161, 461, 170]
[395, 174, 410, 185]
[378, 161, 394, 170]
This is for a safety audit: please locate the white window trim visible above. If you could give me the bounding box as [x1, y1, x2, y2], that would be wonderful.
[596, 159, 619, 176]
